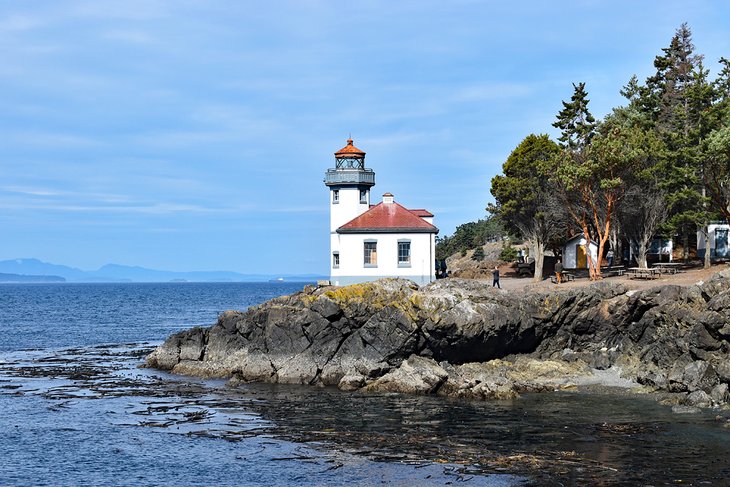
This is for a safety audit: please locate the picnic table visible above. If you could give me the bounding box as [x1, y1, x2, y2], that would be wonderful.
[652, 262, 682, 274]
[603, 265, 625, 277]
[627, 267, 661, 279]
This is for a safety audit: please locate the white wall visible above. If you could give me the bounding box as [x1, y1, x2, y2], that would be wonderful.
[330, 232, 435, 286]
[329, 186, 370, 232]
[562, 237, 598, 269]
[698, 223, 730, 259]
[698, 224, 729, 250]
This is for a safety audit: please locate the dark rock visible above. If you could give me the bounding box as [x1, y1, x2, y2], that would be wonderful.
[678, 361, 718, 392]
[716, 361, 730, 383]
[147, 270, 730, 408]
[361, 355, 448, 394]
[710, 383, 729, 405]
[338, 373, 366, 391]
[686, 390, 712, 408]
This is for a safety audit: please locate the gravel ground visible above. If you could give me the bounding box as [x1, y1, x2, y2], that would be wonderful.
[482, 263, 729, 292]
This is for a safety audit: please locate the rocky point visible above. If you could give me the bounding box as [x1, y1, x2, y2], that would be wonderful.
[146, 270, 730, 408]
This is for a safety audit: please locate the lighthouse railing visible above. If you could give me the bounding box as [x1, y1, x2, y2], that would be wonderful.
[324, 169, 375, 186]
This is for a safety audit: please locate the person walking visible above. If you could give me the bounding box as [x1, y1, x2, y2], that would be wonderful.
[606, 249, 614, 267]
[555, 259, 564, 284]
[492, 265, 500, 288]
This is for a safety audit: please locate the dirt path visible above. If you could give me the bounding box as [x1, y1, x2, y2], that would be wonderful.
[487, 263, 728, 292]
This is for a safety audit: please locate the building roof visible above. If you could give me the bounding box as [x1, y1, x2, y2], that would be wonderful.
[334, 138, 365, 157]
[564, 234, 598, 246]
[409, 209, 434, 218]
[337, 202, 439, 234]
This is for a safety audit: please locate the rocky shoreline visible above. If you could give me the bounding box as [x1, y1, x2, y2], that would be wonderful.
[146, 271, 730, 409]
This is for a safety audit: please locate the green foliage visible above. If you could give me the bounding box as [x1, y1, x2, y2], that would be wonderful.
[490, 134, 561, 236]
[478, 23, 730, 269]
[472, 247, 485, 262]
[435, 216, 505, 260]
[552, 82, 596, 150]
[499, 244, 518, 262]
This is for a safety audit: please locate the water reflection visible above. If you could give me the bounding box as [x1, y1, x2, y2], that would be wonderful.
[232, 382, 729, 484]
[1, 344, 728, 486]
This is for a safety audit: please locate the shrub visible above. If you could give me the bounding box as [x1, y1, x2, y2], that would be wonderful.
[499, 245, 518, 262]
[472, 247, 485, 262]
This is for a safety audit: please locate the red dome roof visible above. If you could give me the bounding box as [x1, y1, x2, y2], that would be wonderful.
[335, 138, 365, 157]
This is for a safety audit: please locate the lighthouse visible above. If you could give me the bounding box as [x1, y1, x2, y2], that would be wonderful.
[324, 138, 438, 287]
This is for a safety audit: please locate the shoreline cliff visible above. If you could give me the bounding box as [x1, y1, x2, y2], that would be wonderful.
[146, 271, 730, 409]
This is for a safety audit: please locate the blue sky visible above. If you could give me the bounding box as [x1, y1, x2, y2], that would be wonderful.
[1, 1, 729, 275]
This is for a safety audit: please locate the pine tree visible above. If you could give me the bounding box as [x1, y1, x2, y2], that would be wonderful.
[552, 82, 596, 150]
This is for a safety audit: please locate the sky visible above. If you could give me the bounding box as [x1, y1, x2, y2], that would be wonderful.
[1, 1, 729, 275]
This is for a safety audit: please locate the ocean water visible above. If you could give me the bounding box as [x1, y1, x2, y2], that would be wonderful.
[0, 283, 728, 486]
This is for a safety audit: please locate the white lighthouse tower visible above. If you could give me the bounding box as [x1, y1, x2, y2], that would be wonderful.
[324, 139, 375, 282]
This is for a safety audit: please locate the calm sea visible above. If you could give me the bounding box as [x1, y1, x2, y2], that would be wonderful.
[0, 283, 728, 486]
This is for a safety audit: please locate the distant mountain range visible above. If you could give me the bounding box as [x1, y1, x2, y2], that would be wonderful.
[0, 258, 326, 283]
[0, 272, 66, 283]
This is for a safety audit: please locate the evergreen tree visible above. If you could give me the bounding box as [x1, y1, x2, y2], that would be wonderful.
[490, 134, 563, 281]
[633, 24, 714, 265]
[552, 82, 596, 150]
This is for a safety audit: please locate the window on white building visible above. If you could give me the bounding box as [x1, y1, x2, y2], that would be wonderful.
[359, 189, 368, 204]
[332, 189, 339, 204]
[398, 240, 411, 267]
[364, 240, 377, 267]
[332, 252, 340, 268]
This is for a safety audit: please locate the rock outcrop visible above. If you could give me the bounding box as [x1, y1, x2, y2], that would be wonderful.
[146, 271, 730, 408]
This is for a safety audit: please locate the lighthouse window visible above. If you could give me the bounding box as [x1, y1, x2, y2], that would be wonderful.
[332, 190, 339, 204]
[359, 189, 368, 204]
[364, 240, 377, 267]
[398, 240, 411, 267]
[332, 252, 340, 268]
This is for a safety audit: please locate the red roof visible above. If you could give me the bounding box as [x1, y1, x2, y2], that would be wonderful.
[335, 138, 365, 157]
[337, 202, 438, 234]
[409, 209, 434, 218]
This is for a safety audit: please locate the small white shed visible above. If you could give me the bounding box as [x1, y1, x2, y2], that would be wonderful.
[562, 235, 599, 270]
[698, 223, 730, 260]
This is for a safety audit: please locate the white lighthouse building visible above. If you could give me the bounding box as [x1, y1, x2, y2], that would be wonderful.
[324, 138, 438, 286]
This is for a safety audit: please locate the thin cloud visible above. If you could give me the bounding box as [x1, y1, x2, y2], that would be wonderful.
[0, 200, 239, 215]
[451, 82, 535, 102]
[0, 186, 64, 197]
[264, 205, 327, 215]
[0, 14, 44, 32]
[1, 131, 102, 148]
[102, 30, 157, 45]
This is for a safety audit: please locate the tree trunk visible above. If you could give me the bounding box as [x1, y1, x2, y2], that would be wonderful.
[580, 225, 599, 280]
[683, 226, 690, 262]
[637, 241, 649, 268]
[701, 226, 712, 269]
[532, 240, 545, 282]
[609, 226, 620, 266]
